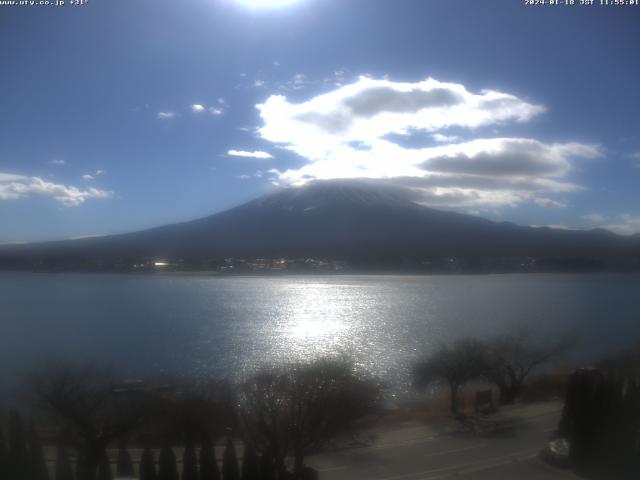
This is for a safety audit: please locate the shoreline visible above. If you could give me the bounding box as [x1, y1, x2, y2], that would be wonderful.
[2, 268, 640, 277]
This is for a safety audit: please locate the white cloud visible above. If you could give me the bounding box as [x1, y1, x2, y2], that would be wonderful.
[227, 150, 273, 159]
[0, 173, 112, 207]
[534, 197, 566, 209]
[602, 214, 640, 235]
[259, 76, 545, 146]
[432, 133, 462, 143]
[254, 80, 266, 88]
[68, 234, 107, 240]
[574, 212, 640, 235]
[582, 212, 606, 223]
[601, 213, 640, 235]
[157, 111, 176, 119]
[270, 137, 596, 207]
[543, 224, 572, 231]
[236, 170, 266, 181]
[81, 170, 106, 181]
[579, 213, 640, 235]
[0, 173, 28, 182]
[421, 139, 592, 178]
[255, 75, 601, 207]
[49, 159, 65, 166]
[191, 102, 225, 116]
[288, 73, 308, 90]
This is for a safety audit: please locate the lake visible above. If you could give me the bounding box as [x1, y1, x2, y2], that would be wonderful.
[1, 272, 639, 399]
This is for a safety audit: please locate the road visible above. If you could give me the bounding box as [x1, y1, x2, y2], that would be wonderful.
[308, 401, 580, 480]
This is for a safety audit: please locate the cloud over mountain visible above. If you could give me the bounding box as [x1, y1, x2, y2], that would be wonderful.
[255, 76, 600, 208]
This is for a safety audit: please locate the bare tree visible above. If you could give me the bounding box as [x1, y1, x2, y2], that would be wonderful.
[0, 425, 7, 480]
[157, 444, 179, 480]
[198, 438, 220, 480]
[483, 331, 571, 404]
[413, 339, 487, 415]
[116, 441, 135, 478]
[54, 445, 74, 480]
[139, 447, 157, 480]
[236, 358, 380, 477]
[7, 410, 29, 480]
[154, 381, 230, 446]
[182, 439, 198, 480]
[27, 423, 50, 480]
[222, 438, 240, 480]
[32, 365, 153, 480]
[240, 442, 259, 480]
[96, 449, 113, 480]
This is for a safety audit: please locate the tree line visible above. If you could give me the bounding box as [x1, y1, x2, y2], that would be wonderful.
[413, 331, 571, 415]
[0, 358, 379, 480]
[0, 409, 267, 480]
[0, 331, 571, 480]
[558, 342, 640, 479]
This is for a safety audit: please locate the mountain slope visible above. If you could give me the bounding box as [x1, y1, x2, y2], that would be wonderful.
[1, 180, 639, 271]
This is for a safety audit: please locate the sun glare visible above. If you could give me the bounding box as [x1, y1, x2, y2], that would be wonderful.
[235, 0, 302, 8]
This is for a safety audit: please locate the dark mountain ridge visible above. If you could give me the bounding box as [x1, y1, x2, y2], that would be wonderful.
[2, 180, 639, 272]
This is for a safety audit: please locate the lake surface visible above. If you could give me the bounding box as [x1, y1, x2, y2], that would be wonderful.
[1, 272, 639, 398]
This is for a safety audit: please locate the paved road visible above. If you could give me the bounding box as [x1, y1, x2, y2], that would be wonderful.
[308, 402, 579, 480]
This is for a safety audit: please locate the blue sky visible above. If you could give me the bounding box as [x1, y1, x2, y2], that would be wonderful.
[1, 0, 639, 243]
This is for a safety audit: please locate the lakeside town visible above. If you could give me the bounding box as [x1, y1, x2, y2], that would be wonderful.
[4, 254, 631, 274]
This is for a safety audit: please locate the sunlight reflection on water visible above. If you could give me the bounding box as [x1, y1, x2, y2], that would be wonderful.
[282, 284, 356, 354]
[2, 273, 640, 397]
